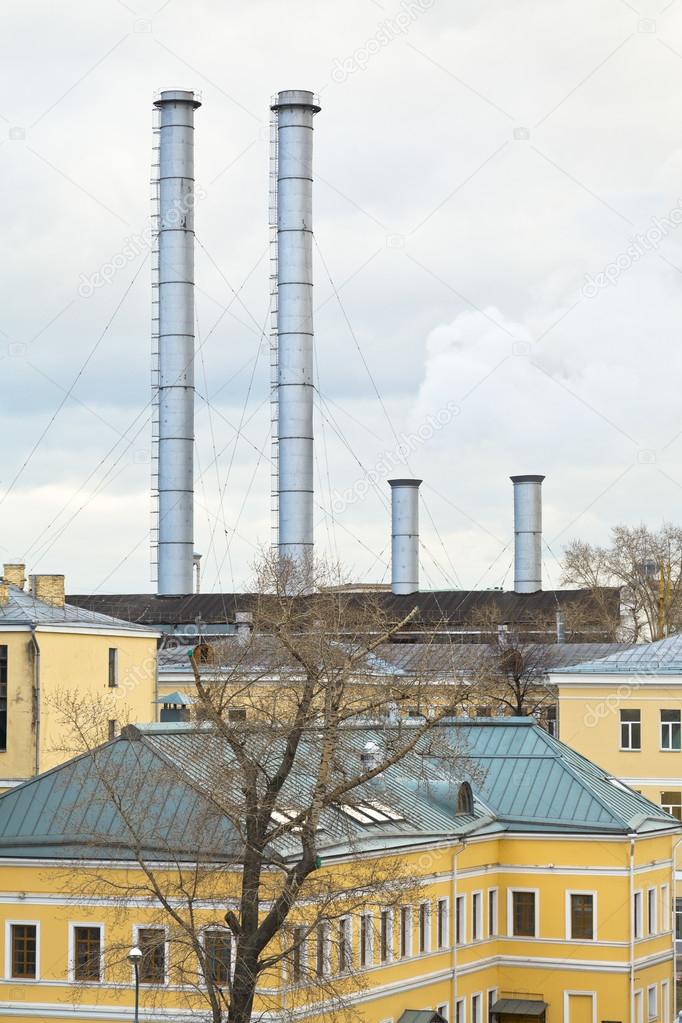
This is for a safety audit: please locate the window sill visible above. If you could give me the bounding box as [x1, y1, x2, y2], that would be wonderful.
[619, 748, 641, 753]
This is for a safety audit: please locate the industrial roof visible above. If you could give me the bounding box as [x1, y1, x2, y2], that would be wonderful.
[0, 718, 675, 863]
[0, 583, 155, 633]
[554, 633, 682, 676]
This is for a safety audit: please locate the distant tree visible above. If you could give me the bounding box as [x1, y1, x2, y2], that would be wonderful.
[562, 524, 682, 641]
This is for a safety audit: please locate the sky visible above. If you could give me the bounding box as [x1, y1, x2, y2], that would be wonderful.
[1, 0, 682, 594]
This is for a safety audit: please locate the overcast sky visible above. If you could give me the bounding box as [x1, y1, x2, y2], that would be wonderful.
[1, 0, 682, 594]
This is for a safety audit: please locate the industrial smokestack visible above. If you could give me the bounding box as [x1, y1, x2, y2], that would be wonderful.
[271, 90, 321, 581]
[154, 90, 200, 596]
[389, 479, 422, 595]
[510, 474, 545, 593]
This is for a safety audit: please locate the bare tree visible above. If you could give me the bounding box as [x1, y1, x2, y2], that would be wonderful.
[562, 523, 682, 641]
[52, 552, 470, 1023]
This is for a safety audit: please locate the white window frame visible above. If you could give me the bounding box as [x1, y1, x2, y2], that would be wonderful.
[471, 891, 483, 943]
[634, 890, 643, 940]
[436, 897, 449, 949]
[507, 887, 539, 938]
[660, 709, 681, 751]
[647, 887, 658, 935]
[359, 912, 373, 969]
[661, 884, 670, 932]
[487, 989, 499, 1023]
[337, 915, 352, 974]
[455, 997, 466, 1023]
[133, 923, 169, 985]
[562, 991, 597, 1022]
[201, 926, 233, 986]
[398, 905, 412, 959]
[315, 921, 331, 977]
[565, 890, 597, 941]
[647, 983, 658, 1021]
[378, 908, 393, 964]
[620, 709, 641, 751]
[471, 992, 482, 1023]
[108, 646, 119, 688]
[662, 979, 670, 1023]
[455, 894, 466, 945]
[436, 1003, 449, 1023]
[68, 922, 104, 984]
[4, 920, 40, 982]
[487, 887, 498, 937]
[417, 900, 431, 954]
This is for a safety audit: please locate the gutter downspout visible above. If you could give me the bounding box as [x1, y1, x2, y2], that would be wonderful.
[671, 836, 682, 1017]
[629, 834, 635, 1023]
[451, 841, 465, 1017]
[29, 627, 40, 777]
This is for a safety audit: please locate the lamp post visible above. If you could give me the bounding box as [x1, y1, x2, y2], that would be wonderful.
[128, 945, 142, 1023]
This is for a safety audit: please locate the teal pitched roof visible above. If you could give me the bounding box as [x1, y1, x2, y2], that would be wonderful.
[554, 633, 682, 675]
[0, 719, 676, 863]
[0, 583, 156, 633]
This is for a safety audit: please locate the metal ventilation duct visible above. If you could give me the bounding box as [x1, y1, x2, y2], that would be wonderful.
[270, 90, 321, 580]
[389, 479, 422, 595]
[510, 474, 545, 594]
[154, 90, 200, 595]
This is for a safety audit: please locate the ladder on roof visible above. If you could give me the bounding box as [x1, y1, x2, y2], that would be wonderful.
[150, 102, 161, 584]
[268, 107, 279, 549]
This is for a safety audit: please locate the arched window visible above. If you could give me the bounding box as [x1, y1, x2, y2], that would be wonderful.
[457, 782, 474, 815]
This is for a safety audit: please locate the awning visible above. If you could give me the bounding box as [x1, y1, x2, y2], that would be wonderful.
[155, 691, 193, 705]
[397, 1012, 447, 1023]
[491, 1000, 548, 1017]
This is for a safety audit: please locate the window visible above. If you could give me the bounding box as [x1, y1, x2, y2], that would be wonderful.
[108, 648, 118, 688]
[437, 898, 449, 949]
[472, 892, 482, 942]
[648, 888, 657, 935]
[73, 926, 101, 982]
[291, 926, 305, 983]
[471, 993, 481, 1023]
[359, 914, 372, 968]
[379, 910, 392, 963]
[661, 885, 670, 932]
[647, 984, 657, 1021]
[437, 1004, 449, 1022]
[544, 705, 557, 737]
[569, 893, 594, 940]
[488, 889, 498, 937]
[455, 895, 465, 944]
[137, 928, 165, 983]
[107, 719, 117, 741]
[337, 917, 351, 973]
[0, 645, 6, 751]
[315, 923, 329, 977]
[399, 906, 411, 958]
[205, 929, 231, 986]
[418, 902, 430, 953]
[455, 998, 465, 1023]
[228, 707, 246, 722]
[661, 791, 682, 820]
[620, 709, 641, 750]
[10, 924, 37, 979]
[487, 990, 499, 1021]
[511, 891, 536, 937]
[661, 710, 681, 750]
[634, 891, 643, 939]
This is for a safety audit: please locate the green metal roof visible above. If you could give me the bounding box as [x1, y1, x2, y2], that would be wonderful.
[398, 1012, 447, 1023]
[491, 999, 547, 1016]
[0, 719, 676, 862]
[554, 633, 682, 675]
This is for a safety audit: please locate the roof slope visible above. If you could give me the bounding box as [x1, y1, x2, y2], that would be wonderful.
[0, 583, 154, 633]
[555, 633, 682, 675]
[0, 719, 675, 863]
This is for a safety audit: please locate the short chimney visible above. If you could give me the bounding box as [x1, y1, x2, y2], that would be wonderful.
[510, 475, 545, 594]
[3, 564, 25, 589]
[235, 611, 253, 644]
[388, 479, 422, 595]
[30, 574, 66, 608]
[0, 581, 9, 607]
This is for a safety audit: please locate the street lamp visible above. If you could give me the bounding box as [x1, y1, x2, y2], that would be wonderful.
[128, 946, 142, 1023]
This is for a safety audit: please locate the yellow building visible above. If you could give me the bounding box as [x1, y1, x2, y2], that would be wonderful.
[0, 717, 678, 1022]
[0, 563, 159, 788]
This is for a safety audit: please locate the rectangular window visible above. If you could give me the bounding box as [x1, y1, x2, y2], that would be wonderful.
[661, 885, 670, 932]
[661, 710, 681, 750]
[455, 998, 465, 1023]
[648, 888, 657, 935]
[359, 914, 372, 968]
[0, 645, 7, 751]
[379, 910, 391, 963]
[437, 898, 449, 949]
[137, 928, 165, 984]
[569, 893, 594, 940]
[676, 898, 682, 941]
[437, 1005, 449, 1023]
[108, 648, 118, 688]
[291, 927, 305, 983]
[73, 926, 101, 982]
[337, 917, 351, 973]
[418, 902, 430, 953]
[487, 990, 499, 1021]
[107, 719, 117, 741]
[471, 993, 481, 1023]
[511, 891, 536, 937]
[647, 984, 657, 1021]
[399, 906, 411, 958]
[455, 895, 465, 944]
[11, 924, 37, 979]
[488, 889, 498, 937]
[205, 929, 231, 986]
[315, 923, 329, 977]
[545, 705, 557, 737]
[634, 891, 643, 939]
[620, 709, 641, 750]
[472, 892, 482, 942]
[661, 791, 682, 820]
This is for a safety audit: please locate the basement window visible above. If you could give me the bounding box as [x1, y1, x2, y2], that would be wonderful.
[339, 799, 405, 825]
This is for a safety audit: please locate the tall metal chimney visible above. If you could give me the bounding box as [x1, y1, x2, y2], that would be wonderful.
[389, 479, 422, 595]
[154, 90, 200, 595]
[510, 474, 545, 593]
[270, 90, 321, 579]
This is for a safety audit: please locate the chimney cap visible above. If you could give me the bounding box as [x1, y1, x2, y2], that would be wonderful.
[270, 89, 321, 113]
[388, 478, 423, 488]
[510, 474, 545, 484]
[154, 89, 201, 109]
